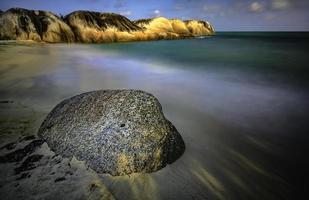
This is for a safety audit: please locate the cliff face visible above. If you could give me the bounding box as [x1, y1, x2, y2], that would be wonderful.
[0, 8, 214, 43]
[0, 8, 75, 42]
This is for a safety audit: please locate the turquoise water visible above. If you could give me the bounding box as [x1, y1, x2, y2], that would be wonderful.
[0, 32, 308, 199]
[95, 32, 309, 85]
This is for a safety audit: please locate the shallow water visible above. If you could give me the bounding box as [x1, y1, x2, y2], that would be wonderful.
[0, 33, 309, 199]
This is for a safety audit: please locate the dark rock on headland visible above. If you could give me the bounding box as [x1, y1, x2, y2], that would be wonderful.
[38, 90, 185, 176]
[0, 8, 75, 42]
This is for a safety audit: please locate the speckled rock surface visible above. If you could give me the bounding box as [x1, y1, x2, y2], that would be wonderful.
[38, 90, 185, 176]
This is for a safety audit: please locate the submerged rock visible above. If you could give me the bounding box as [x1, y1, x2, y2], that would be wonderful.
[38, 90, 185, 176]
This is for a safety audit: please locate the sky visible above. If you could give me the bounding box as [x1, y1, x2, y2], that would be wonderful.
[0, 0, 308, 31]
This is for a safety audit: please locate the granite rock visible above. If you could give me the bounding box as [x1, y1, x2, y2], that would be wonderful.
[38, 90, 185, 176]
[0, 8, 75, 42]
[64, 11, 142, 43]
[0, 7, 215, 43]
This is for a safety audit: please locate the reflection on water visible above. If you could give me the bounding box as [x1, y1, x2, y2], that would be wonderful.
[0, 35, 308, 199]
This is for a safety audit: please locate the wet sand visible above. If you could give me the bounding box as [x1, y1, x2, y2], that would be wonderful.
[0, 43, 308, 199]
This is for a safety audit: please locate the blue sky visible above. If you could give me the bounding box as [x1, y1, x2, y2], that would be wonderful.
[0, 0, 308, 31]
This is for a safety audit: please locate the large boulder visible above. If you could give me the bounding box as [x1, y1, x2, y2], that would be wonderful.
[0, 8, 75, 42]
[38, 90, 185, 176]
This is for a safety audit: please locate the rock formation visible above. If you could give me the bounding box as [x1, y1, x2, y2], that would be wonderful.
[184, 20, 215, 35]
[38, 90, 185, 176]
[135, 17, 214, 39]
[0, 8, 214, 43]
[0, 8, 75, 42]
[64, 10, 142, 43]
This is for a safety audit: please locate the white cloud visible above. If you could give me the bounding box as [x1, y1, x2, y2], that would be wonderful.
[120, 10, 131, 16]
[250, 2, 264, 12]
[272, 0, 290, 10]
[154, 9, 160, 17]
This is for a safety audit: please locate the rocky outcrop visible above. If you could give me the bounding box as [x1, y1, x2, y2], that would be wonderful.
[0, 8, 214, 43]
[38, 90, 185, 176]
[135, 17, 214, 39]
[0, 8, 75, 42]
[65, 12, 215, 42]
[184, 20, 215, 35]
[64, 11, 142, 43]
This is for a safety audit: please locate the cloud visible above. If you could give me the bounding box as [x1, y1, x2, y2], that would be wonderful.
[120, 10, 131, 16]
[154, 9, 160, 17]
[250, 2, 264, 12]
[272, 0, 290, 10]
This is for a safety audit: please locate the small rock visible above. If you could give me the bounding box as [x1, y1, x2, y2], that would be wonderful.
[20, 135, 36, 142]
[0, 140, 44, 163]
[16, 172, 31, 180]
[0, 100, 14, 103]
[15, 154, 44, 174]
[54, 177, 66, 182]
[0, 142, 16, 150]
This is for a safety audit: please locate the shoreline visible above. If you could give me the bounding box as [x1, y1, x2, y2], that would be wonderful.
[0, 34, 205, 45]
